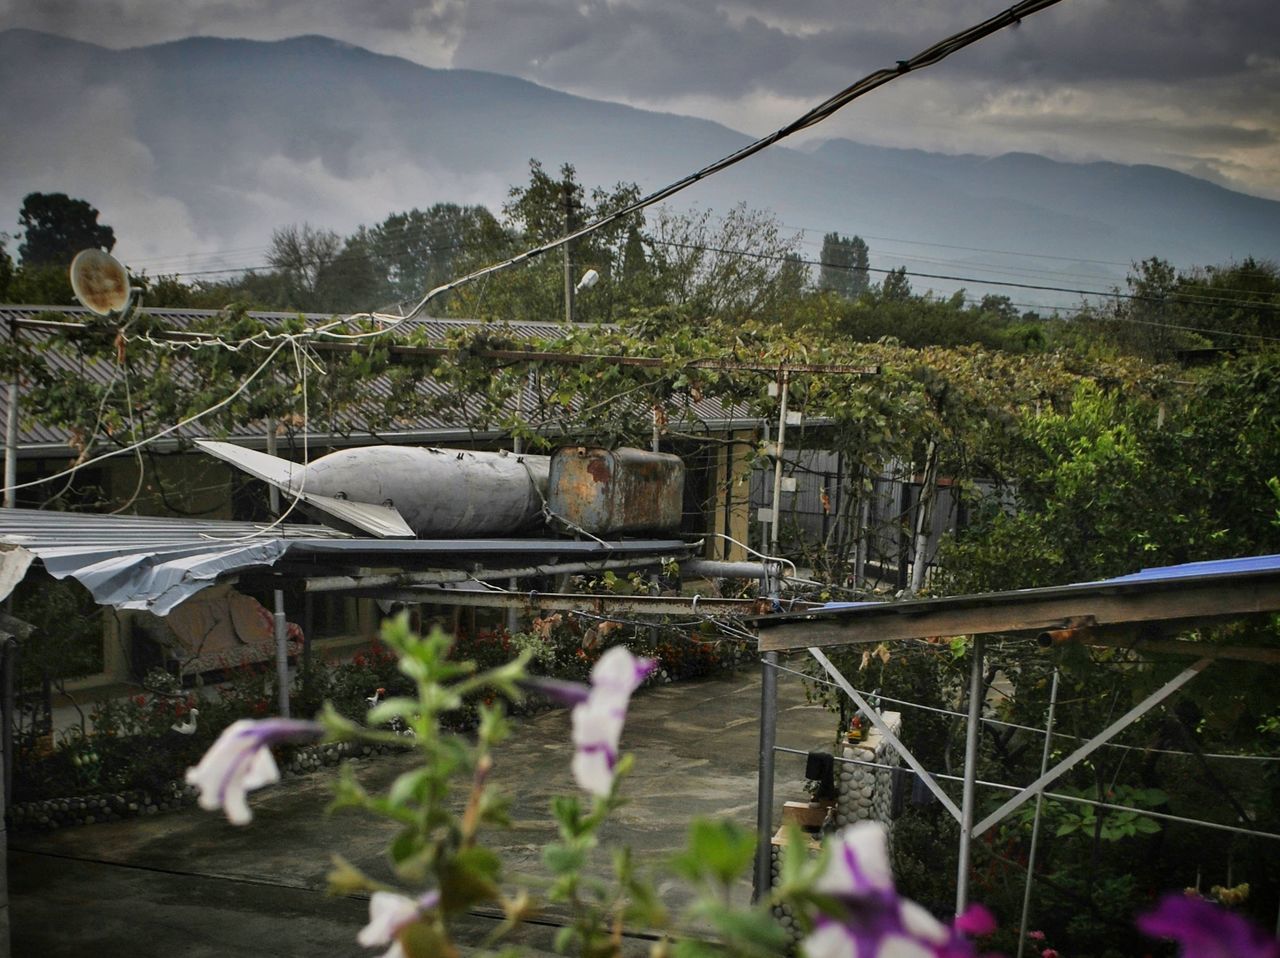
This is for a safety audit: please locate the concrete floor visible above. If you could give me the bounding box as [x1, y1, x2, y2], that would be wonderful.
[9, 664, 833, 957]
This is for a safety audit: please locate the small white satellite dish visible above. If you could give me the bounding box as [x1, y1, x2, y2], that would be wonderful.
[69, 249, 132, 316]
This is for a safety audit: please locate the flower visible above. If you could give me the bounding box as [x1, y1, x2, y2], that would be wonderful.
[358, 890, 440, 958]
[1137, 893, 1280, 958]
[570, 646, 655, 796]
[802, 823, 990, 958]
[185, 718, 322, 824]
[953, 904, 996, 938]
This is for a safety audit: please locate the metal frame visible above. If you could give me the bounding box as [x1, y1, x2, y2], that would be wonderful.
[750, 557, 1280, 915]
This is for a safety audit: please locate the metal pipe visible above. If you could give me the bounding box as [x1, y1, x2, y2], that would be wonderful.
[266, 424, 289, 717]
[273, 598, 290, 718]
[753, 557, 781, 902]
[754, 650, 778, 902]
[956, 635, 985, 916]
[1017, 669, 1059, 957]
[305, 553, 686, 593]
[684, 559, 775, 580]
[4, 321, 18, 508]
[367, 588, 776, 617]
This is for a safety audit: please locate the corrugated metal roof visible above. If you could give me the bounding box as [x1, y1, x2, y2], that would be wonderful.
[796, 553, 1280, 623]
[1097, 554, 1280, 585]
[0, 305, 752, 453]
[0, 505, 691, 614]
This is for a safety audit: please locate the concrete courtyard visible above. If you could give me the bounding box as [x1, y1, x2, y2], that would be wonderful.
[10, 664, 829, 957]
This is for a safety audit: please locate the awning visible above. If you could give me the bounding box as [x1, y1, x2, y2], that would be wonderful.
[0, 507, 693, 615]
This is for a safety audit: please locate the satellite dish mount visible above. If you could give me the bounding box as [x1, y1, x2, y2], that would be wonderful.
[69, 249, 141, 321]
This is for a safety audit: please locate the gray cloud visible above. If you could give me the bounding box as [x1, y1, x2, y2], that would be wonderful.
[1, 0, 1276, 198]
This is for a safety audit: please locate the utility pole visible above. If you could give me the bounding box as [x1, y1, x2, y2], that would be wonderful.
[562, 179, 576, 325]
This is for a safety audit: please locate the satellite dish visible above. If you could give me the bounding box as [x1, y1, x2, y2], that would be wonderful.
[69, 249, 132, 316]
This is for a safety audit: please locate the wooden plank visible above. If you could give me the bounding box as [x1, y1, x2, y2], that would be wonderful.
[757, 578, 1280, 651]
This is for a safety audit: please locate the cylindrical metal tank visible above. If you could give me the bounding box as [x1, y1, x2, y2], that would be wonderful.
[548, 446, 685, 536]
[293, 446, 550, 537]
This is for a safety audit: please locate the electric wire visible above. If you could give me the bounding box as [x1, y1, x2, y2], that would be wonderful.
[5, 338, 292, 494]
[766, 659, 1280, 763]
[303, 0, 1066, 342]
[771, 745, 1280, 842]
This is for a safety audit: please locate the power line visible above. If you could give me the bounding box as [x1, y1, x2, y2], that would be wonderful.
[646, 237, 1280, 343]
[310, 0, 1066, 343]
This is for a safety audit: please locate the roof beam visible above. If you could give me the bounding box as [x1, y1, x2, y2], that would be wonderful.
[757, 577, 1280, 652]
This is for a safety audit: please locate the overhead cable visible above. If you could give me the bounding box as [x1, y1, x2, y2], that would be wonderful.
[310, 0, 1066, 342]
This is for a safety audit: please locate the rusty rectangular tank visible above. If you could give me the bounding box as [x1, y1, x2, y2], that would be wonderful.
[548, 446, 685, 536]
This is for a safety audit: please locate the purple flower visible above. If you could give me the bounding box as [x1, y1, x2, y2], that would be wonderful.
[570, 646, 656, 796]
[358, 890, 440, 958]
[185, 718, 322, 825]
[802, 823, 991, 958]
[1137, 893, 1280, 958]
[953, 904, 997, 938]
[520, 674, 591, 706]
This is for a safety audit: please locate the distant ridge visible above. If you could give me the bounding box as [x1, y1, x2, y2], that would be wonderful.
[1, 28, 1276, 306]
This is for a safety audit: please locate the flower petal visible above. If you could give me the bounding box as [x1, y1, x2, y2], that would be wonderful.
[816, 822, 894, 898]
[359, 892, 421, 947]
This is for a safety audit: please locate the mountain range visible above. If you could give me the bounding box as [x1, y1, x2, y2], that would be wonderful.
[2, 28, 1278, 308]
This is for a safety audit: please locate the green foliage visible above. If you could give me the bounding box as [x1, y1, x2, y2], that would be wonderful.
[17, 192, 115, 268]
[818, 232, 869, 298]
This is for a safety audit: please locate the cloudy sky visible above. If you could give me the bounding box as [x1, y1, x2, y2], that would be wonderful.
[4, 0, 1279, 201]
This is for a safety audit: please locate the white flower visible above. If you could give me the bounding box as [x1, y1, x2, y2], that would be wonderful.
[814, 821, 895, 898]
[185, 718, 322, 825]
[801, 823, 979, 958]
[358, 890, 440, 958]
[570, 646, 655, 796]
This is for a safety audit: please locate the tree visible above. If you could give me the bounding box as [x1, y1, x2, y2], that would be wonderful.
[646, 203, 805, 323]
[447, 160, 646, 324]
[267, 223, 341, 309]
[879, 266, 912, 303]
[17, 192, 115, 267]
[0, 235, 13, 300]
[358, 204, 506, 307]
[818, 232, 869, 298]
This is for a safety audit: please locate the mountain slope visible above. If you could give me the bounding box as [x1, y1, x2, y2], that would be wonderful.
[1, 28, 1277, 304]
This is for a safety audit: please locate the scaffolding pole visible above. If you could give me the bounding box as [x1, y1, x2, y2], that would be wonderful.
[1017, 668, 1060, 957]
[956, 636, 985, 916]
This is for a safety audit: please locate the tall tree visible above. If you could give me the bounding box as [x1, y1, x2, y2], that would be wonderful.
[267, 223, 341, 309]
[818, 232, 869, 298]
[17, 192, 115, 267]
[0, 235, 13, 300]
[358, 204, 506, 307]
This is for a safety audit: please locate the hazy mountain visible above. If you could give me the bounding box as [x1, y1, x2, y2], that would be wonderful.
[2, 28, 1277, 306]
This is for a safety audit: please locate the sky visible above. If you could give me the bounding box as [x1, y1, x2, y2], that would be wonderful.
[3, 0, 1278, 203]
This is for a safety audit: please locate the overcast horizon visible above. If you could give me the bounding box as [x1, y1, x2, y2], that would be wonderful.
[3, 0, 1277, 202]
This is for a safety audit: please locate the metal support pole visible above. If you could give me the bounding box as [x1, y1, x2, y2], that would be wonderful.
[754, 650, 778, 902]
[956, 635, 985, 916]
[754, 558, 781, 902]
[1, 639, 12, 809]
[1016, 668, 1060, 957]
[769, 372, 789, 555]
[563, 183, 575, 325]
[4, 322, 18, 509]
[267, 424, 290, 718]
